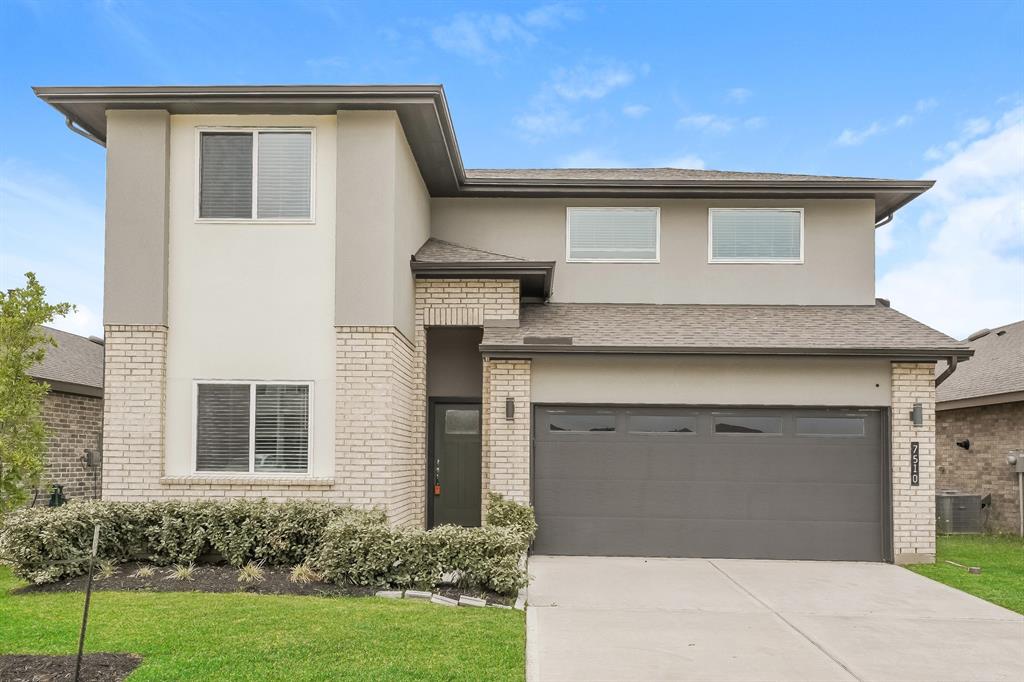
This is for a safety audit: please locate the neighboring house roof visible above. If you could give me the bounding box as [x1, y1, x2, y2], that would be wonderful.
[937, 320, 1024, 405]
[412, 238, 554, 300]
[33, 85, 931, 221]
[481, 302, 971, 360]
[28, 326, 104, 397]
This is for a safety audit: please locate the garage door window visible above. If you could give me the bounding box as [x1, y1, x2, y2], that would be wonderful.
[713, 415, 783, 434]
[548, 413, 616, 432]
[796, 416, 865, 437]
[628, 415, 697, 434]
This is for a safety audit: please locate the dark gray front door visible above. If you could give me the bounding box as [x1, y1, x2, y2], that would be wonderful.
[533, 406, 885, 561]
[431, 403, 482, 527]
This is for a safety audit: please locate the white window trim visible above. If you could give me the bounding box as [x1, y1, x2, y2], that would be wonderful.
[191, 379, 314, 476]
[565, 207, 661, 263]
[707, 207, 804, 264]
[194, 127, 317, 224]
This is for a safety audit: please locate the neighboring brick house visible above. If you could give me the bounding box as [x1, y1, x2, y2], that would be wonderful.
[936, 320, 1024, 534]
[27, 327, 104, 505]
[34, 84, 973, 564]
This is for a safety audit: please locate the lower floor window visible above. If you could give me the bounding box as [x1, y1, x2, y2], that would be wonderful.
[195, 381, 310, 474]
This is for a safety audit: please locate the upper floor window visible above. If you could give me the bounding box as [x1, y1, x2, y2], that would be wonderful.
[709, 208, 803, 263]
[194, 381, 311, 474]
[566, 207, 659, 262]
[198, 129, 313, 221]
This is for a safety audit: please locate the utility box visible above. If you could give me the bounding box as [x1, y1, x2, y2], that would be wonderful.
[936, 491, 991, 534]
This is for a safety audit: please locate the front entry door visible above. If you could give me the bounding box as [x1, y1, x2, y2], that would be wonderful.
[431, 403, 482, 527]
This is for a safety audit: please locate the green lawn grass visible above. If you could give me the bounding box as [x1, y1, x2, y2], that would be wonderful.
[907, 534, 1024, 614]
[0, 567, 524, 681]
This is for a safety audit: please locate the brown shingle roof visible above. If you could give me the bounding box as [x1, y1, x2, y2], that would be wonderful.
[413, 238, 526, 263]
[937, 320, 1024, 403]
[481, 302, 970, 358]
[29, 327, 104, 391]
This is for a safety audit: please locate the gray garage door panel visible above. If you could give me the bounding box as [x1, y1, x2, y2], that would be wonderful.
[533, 406, 885, 561]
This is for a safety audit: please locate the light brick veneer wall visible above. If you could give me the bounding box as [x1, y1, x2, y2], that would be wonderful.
[35, 391, 103, 504]
[411, 279, 521, 527]
[481, 358, 532, 515]
[937, 401, 1024, 533]
[102, 325, 167, 501]
[891, 362, 937, 564]
[335, 326, 418, 525]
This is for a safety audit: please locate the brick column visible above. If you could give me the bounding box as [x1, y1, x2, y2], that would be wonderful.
[891, 362, 937, 564]
[481, 358, 532, 518]
[101, 325, 167, 501]
[335, 326, 417, 526]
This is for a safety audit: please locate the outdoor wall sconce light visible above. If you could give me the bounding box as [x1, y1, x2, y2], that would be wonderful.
[910, 402, 923, 426]
[956, 439, 971, 450]
[505, 397, 515, 420]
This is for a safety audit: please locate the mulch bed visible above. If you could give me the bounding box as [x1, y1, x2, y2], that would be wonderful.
[0, 653, 142, 682]
[13, 562, 514, 605]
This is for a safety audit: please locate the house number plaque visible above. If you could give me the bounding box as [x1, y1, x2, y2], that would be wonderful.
[910, 441, 920, 486]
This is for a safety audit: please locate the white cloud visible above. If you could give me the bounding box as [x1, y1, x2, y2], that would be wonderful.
[835, 121, 883, 146]
[877, 106, 1024, 338]
[961, 117, 991, 138]
[515, 108, 583, 140]
[431, 3, 581, 61]
[679, 113, 734, 134]
[837, 99, 938, 147]
[551, 63, 636, 100]
[744, 116, 766, 130]
[662, 155, 706, 170]
[727, 87, 752, 103]
[521, 3, 583, 28]
[623, 104, 650, 118]
[50, 305, 102, 338]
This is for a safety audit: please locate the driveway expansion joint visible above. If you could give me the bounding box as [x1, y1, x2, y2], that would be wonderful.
[708, 559, 864, 682]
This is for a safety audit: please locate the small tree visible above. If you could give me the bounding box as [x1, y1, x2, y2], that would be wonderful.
[0, 273, 74, 513]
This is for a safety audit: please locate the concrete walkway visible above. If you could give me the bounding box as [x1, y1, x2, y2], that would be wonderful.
[526, 556, 1024, 682]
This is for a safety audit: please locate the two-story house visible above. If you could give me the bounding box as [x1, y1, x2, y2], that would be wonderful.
[36, 85, 970, 565]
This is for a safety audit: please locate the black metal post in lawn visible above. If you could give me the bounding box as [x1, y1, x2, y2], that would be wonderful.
[74, 524, 100, 682]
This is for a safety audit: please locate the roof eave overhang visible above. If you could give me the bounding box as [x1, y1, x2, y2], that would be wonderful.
[34, 85, 933, 221]
[457, 179, 935, 222]
[480, 345, 973, 360]
[411, 260, 555, 299]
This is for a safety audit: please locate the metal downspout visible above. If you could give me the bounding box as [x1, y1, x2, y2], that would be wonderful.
[934, 356, 958, 387]
[65, 116, 106, 147]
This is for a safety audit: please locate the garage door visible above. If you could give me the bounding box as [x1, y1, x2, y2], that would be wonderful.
[533, 406, 886, 561]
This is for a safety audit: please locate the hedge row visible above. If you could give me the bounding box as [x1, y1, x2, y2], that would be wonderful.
[0, 495, 536, 594]
[316, 494, 536, 595]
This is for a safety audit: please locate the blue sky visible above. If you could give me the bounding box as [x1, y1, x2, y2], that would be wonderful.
[2, 0, 1022, 339]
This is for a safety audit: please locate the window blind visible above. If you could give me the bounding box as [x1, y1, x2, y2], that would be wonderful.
[568, 208, 658, 261]
[195, 383, 251, 471]
[199, 133, 253, 219]
[254, 384, 309, 473]
[711, 209, 802, 261]
[256, 132, 312, 219]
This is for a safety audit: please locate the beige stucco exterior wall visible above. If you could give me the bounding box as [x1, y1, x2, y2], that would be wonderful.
[531, 355, 892, 406]
[431, 197, 876, 305]
[891, 362, 937, 564]
[104, 110, 170, 325]
[164, 114, 337, 479]
[335, 111, 430, 340]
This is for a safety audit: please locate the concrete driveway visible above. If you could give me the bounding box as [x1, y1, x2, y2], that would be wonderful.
[526, 556, 1024, 682]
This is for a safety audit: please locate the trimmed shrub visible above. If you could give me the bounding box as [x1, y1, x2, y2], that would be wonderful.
[0, 499, 381, 584]
[485, 492, 538, 540]
[0, 501, 149, 584]
[315, 495, 536, 595]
